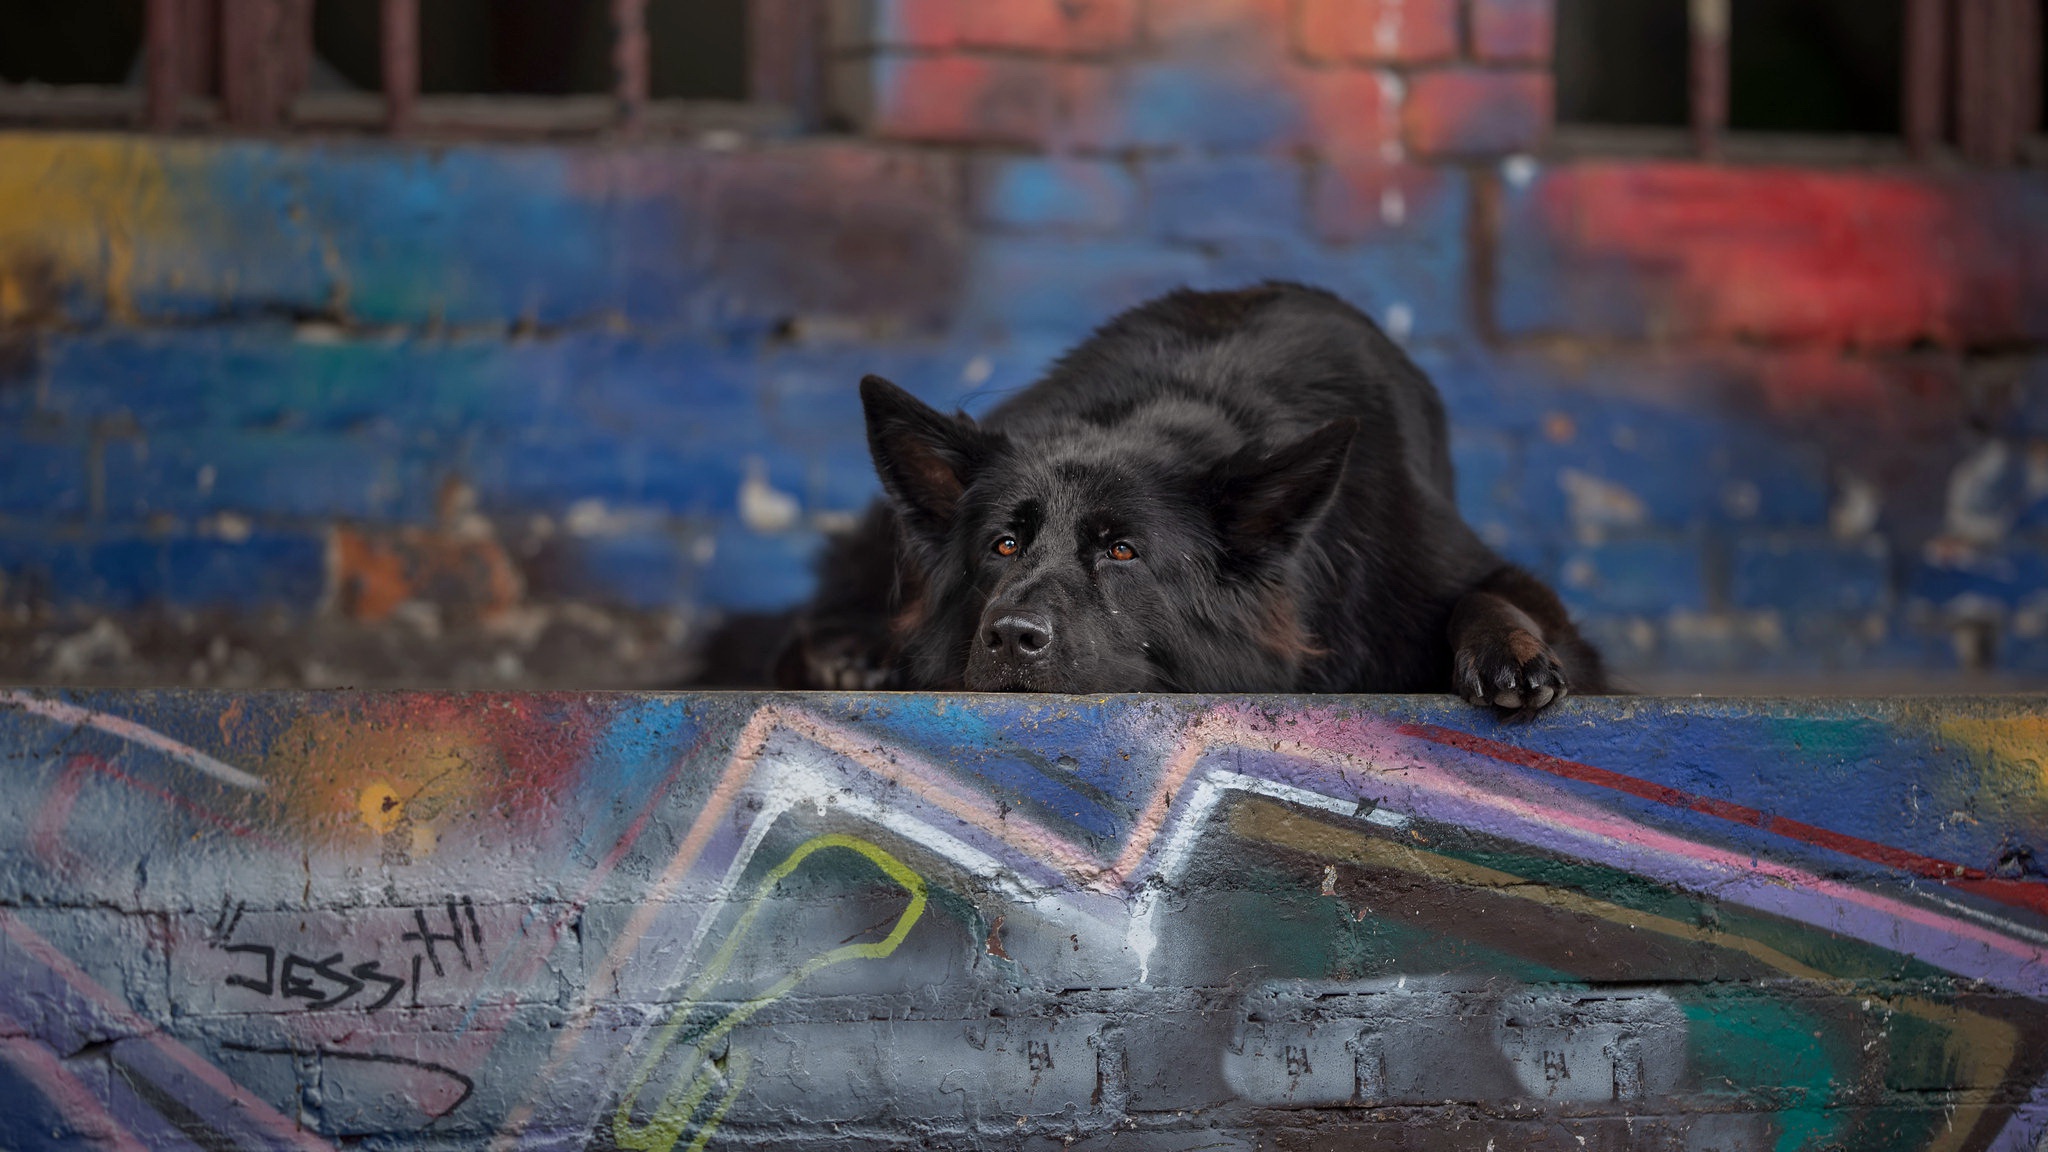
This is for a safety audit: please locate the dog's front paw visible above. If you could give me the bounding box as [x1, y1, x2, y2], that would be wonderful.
[1455, 627, 1568, 715]
[776, 627, 896, 690]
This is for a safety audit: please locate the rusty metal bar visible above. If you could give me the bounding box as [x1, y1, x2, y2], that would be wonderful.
[219, 0, 313, 130]
[146, 0, 183, 130]
[380, 0, 419, 134]
[750, 0, 823, 126]
[1904, 0, 1950, 160]
[1689, 0, 1730, 158]
[612, 0, 650, 133]
[2017, 0, 2043, 143]
[1957, 0, 2038, 165]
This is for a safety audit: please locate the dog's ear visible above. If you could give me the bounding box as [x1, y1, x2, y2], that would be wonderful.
[1208, 418, 1357, 556]
[861, 375, 991, 539]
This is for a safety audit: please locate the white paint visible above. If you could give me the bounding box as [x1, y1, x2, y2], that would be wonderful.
[1944, 440, 2013, 545]
[739, 457, 802, 533]
[1372, 0, 1403, 57]
[0, 688, 268, 791]
[1379, 186, 1407, 227]
[1559, 468, 1649, 536]
[1129, 768, 1410, 981]
[1386, 303, 1414, 341]
[1830, 471, 1881, 540]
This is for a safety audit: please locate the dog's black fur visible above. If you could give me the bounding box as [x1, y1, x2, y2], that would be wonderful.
[706, 284, 1605, 712]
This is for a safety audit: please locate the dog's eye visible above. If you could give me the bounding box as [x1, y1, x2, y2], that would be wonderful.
[993, 535, 1020, 557]
[1107, 541, 1137, 562]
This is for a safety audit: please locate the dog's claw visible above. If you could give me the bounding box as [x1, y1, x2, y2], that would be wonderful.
[1455, 627, 1569, 717]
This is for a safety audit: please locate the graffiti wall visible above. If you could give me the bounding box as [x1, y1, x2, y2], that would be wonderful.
[1, 687, 2045, 1149]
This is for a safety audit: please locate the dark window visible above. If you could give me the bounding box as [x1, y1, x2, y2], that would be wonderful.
[0, 0, 145, 86]
[313, 0, 746, 100]
[1555, 0, 1690, 127]
[1728, 0, 1903, 134]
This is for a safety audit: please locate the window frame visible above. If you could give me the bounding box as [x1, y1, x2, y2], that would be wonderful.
[0, 0, 814, 141]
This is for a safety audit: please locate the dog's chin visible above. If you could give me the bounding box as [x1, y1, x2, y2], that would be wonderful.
[963, 658, 1155, 694]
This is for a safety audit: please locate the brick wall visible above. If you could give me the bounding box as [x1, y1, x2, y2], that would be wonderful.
[1, 688, 2044, 1148]
[2, 0, 2046, 688]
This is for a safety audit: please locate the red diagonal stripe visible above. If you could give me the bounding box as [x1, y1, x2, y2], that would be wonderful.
[1394, 721, 2048, 920]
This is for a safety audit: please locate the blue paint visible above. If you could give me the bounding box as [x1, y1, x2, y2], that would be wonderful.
[1117, 64, 1305, 151]
[0, 528, 325, 611]
[1731, 535, 1890, 615]
[1147, 156, 1308, 243]
[975, 158, 1137, 232]
[1557, 534, 1711, 616]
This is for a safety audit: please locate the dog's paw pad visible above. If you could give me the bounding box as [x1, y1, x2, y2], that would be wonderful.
[1456, 628, 1568, 716]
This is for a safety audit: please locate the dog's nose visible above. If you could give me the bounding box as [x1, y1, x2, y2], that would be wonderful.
[984, 614, 1053, 660]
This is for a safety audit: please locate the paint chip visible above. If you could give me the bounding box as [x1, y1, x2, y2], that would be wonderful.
[739, 457, 802, 533]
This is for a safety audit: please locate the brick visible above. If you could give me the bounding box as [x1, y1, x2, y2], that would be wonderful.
[1311, 162, 1460, 245]
[1404, 68, 1551, 156]
[858, 56, 1121, 153]
[1110, 61, 1311, 150]
[1557, 535, 1710, 616]
[695, 528, 824, 611]
[1148, 157, 1307, 243]
[826, 0, 959, 49]
[1469, 0, 1554, 63]
[971, 157, 1137, 232]
[1909, 541, 2048, 611]
[1731, 535, 1891, 615]
[1147, 0, 1292, 58]
[958, 0, 1138, 53]
[0, 528, 326, 611]
[1296, 0, 1460, 64]
[962, 237, 1209, 338]
[1294, 66, 1400, 160]
[1494, 165, 2048, 349]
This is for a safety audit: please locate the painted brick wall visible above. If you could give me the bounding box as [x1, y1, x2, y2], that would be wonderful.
[2, 0, 2047, 689]
[0, 688, 2044, 1148]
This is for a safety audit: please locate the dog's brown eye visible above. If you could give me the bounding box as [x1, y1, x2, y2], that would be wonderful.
[1108, 541, 1137, 561]
[994, 535, 1020, 557]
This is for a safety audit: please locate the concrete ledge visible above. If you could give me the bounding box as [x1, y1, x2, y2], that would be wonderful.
[1, 689, 2045, 1150]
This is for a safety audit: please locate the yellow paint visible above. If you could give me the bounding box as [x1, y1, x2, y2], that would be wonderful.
[612, 833, 928, 1152]
[265, 710, 489, 842]
[1939, 715, 2048, 792]
[358, 781, 404, 834]
[0, 134, 174, 322]
[1232, 798, 2018, 1152]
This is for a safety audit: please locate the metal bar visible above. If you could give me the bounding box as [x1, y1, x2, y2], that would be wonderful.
[612, 0, 650, 133]
[1903, 0, 1949, 160]
[2016, 0, 2043, 142]
[145, 0, 183, 130]
[750, 0, 822, 123]
[218, 0, 312, 130]
[380, 0, 419, 134]
[1689, 0, 1730, 158]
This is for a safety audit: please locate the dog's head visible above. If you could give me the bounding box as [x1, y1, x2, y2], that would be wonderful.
[861, 375, 1355, 693]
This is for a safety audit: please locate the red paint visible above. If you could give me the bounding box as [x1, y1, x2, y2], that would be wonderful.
[1525, 164, 2048, 348]
[1295, 0, 1459, 64]
[1311, 161, 1448, 243]
[1295, 66, 1397, 159]
[957, 0, 1138, 53]
[1469, 0, 1554, 63]
[1395, 722, 2048, 919]
[872, 56, 1123, 150]
[1403, 67, 1551, 156]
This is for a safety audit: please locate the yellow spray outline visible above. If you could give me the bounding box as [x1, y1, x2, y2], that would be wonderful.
[613, 833, 928, 1152]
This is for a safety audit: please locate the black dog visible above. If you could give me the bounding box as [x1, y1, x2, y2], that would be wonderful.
[713, 283, 1605, 712]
